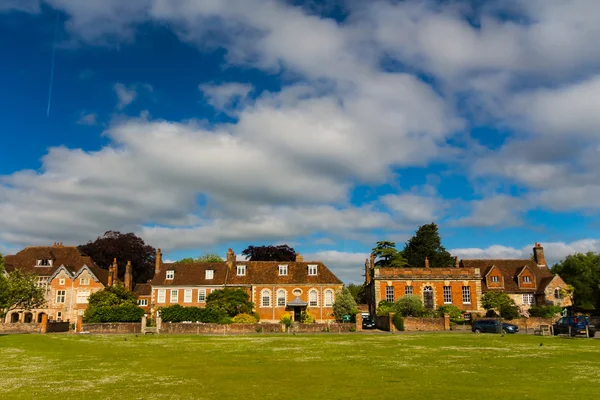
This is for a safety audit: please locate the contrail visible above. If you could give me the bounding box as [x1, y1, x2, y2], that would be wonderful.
[47, 12, 59, 117]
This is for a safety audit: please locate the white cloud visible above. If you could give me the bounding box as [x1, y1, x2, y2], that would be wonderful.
[0, 0, 40, 13]
[113, 83, 138, 110]
[76, 112, 98, 126]
[199, 82, 253, 113]
[381, 193, 445, 224]
[305, 250, 371, 284]
[451, 195, 524, 227]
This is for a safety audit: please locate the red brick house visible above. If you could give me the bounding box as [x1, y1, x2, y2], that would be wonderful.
[149, 248, 343, 322]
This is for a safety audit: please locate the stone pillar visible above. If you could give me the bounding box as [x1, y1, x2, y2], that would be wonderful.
[141, 315, 147, 334]
[40, 313, 48, 334]
[356, 313, 363, 331]
[76, 316, 83, 333]
[443, 313, 451, 330]
[156, 315, 162, 334]
[389, 312, 396, 332]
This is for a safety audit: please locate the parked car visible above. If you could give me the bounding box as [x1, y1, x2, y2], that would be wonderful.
[553, 316, 597, 337]
[472, 319, 519, 334]
[362, 317, 376, 330]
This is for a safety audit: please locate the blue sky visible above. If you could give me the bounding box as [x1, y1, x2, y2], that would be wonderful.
[1, 0, 600, 282]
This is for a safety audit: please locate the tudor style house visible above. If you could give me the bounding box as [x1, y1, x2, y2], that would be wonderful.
[366, 243, 571, 315]
[149, 248, 344, 322]
[3, 243, 135, 323]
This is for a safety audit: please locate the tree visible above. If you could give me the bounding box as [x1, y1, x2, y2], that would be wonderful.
[78, 231, 156, 284]
[83, 284, 143, 323]
[332, 287, 358, 321]
[178, 253, 224, 263]
[0, 269, 46, 319]
[552, 252, 600, 309]
[346, 283, 367, 304]
[372, 241, 408, 268]
[481, 291, 520, 320]
[86, 285, 138, 308]
[205, 288, 254, 317]
[241, 245, 296, 262]
[402, 223, 454, 268]
[394, 295, 426, 317]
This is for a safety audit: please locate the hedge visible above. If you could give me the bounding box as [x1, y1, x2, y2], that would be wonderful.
[84, 305, 145, 323]
[392, 313, 404, 331]
[159, 305, 227, 323]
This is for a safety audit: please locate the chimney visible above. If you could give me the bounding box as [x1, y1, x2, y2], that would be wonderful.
[455, 256, 459, 268]
[112, 258, 119, 282]
[365, 258, 372, 285]
[425, 257, 430, 268]
[155, 249, 162, 275]
[125, 261, 133, 291]
[226, 248, 235, 268]
[533, 242, 547, 267]
[370, 253, 375, 269]
[107, 263, 114, 287]
[295, 253, 304, 262]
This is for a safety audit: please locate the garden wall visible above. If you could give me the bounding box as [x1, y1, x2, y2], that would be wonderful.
[45, 321, 70, 333]
[403, 317, 446, 331]
[82, 323, 142, 334]
[375, 316, 391, 331]
[0, 322, 41, 334]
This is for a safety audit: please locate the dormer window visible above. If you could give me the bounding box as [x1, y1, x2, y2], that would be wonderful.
[205, 270, 214, 280]
[237, 265, 246, 276]
[37, 259, 52, 266]
[308, 265, 318, 276]
[166, 270, 175, 280]
[491, 276, 499, 283]
[523, 276, 531, 283]
[279, 265, 288, 276]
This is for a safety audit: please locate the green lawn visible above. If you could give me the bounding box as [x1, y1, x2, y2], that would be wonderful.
[1, 333, 598, 399]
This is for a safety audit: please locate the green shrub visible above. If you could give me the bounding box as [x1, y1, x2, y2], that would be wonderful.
[218, 316, 233, 325]
[528, 306, 562, 318]
[280, 313, 293, 330]
[255, 326, 263, 333]
[300, 309, 315, 324]
[84, 304, 144, 323]
[232, 313, 258, 324]
[376, 300, 394, 316]
[436, 305, 462, 319]
[349, 326, 356, 332]
[395, 295, 426, 317]
[252, 312, 261, 322]
[392, 313, 404, 331]
[158, 305, 226, 323]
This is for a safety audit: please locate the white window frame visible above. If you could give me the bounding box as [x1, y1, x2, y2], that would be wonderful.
[462, 286, 471, 304]
[166, 270, 175, 280]
[278, 265, 288, 276]
[157, 289, 166, 303]
[261, 290, 271, 307]
[277, 290, 286, 307]
[385, 286, 394, 303]
[56, 311, 62, 321]
[56, 290, 66, 303]
[76, 290, 90, 304]
[523, 276, 532, 283]
[309, 290, 318, 307]
[138, 299, 148, 306]
[79, 277, 90, 285]
[554, 288, 562, 299]
[490, 276, 499, 283]
[170, 289, 179, 303]
[59, 278, 65, 285]
[198, 288, 206, 302]
[205, 270, 214, 280]
[405, 286, 413, 295]
[184, 289, 193, 303]
[236, 265, 246, 276]
[324, 290, 334, 307]
[523, 293, 535, 305]
[443, 286, 452, 304]
[308, 265, 318, 276]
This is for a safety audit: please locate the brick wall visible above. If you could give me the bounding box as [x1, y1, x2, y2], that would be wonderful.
[81, 323, 142, 334]
[45, 321, 70, 333]
[375, 315, 391, 331]
[0, 323, 42, 333]
[403, 317, 446, 331]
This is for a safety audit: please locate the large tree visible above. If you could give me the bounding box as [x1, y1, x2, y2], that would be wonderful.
[402, 223, 454, 268]
[178, 253, 224, 263]
[241, 245, 296, 262]
[78, 231, 156, 283]
[552, 252, 600, 309]
[346, 283, 367, 304]
[206, 288, 254, 317]
[0, 268, 46, 319]
[332, 287, 358, 321]
[372, 241, 408, 268]
[84, 285, 143, 323]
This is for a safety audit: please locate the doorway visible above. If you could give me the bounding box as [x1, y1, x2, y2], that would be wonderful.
[423, 286, 434, 309]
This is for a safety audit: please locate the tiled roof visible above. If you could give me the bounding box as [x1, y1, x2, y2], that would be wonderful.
[375, 267, 481, 280]
[133, 283, 152, 296]
[461, 259, 553, 293]
[149, 260, 343, 286]
[4, 245, 108, 285]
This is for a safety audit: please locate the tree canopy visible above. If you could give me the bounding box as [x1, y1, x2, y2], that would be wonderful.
[481, 291, 520, 320]
[371, 241, 408, 268]
[78, 231, 156, 283]
[84, 284, 143, 323]
[0, 268, 46, 319]
[178, 253, 224, 263]
[87, 285, 138, 308]
[206, 288, 254, 317]
[241, 245, 296, 262]
[332, 287, 358, 320]
[552, 252, 600, 309]
[346, 283, 366, 304]
[402, 223, 454, 268]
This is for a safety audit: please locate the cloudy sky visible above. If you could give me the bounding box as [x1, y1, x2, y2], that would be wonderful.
[1, 0, 600, 282]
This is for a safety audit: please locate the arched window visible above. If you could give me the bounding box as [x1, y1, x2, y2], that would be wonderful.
[324, 290, 334, 307]
[277, 290, 287, 307]
[554, 288, 562, 299]
[261, 290, 271, 307]
[309, 289, 318, 307]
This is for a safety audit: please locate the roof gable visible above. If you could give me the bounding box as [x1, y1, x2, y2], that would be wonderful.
[5, 245, 103, 277]
[462, 259, 552, 293]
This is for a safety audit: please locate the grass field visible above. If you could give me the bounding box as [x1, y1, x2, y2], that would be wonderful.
[1, 333, 599, 399]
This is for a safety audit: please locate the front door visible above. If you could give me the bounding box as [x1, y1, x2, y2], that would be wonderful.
[294, 307, 302, 322]
[423, 286, 434, 309]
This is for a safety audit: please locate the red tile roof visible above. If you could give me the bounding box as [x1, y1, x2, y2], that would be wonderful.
[461, 259, 553, 293]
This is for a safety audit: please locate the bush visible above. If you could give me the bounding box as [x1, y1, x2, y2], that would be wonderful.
[159, 305, 226, 323]
[255, 326, 263, 333]
[232, 313, 258, 324]
[528, 306, 562, 318]
[500, 304, 520, 320]
[349, 326, 356, 332]
[392, 313, 404, 331]
[300, 309, 315, 324]
[280, 313, 293, 330]
[436, 305, 462, 319]
[395, 295, 426, 317]
[84, 304, 144, 323]
[376, 300, 394, 316]
[219, 316, 233, 325]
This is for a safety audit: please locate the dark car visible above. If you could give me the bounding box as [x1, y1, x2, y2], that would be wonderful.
[553, 316, 596, 337]
[472, 319, 519, 334]
[362, 317, 376, 330]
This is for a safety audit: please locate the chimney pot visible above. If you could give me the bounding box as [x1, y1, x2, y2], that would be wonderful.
[455, 256, 459, 268]
[425, 257, 430, 268]
[155, 248, 163, 275]
[533, 242, 547, 267]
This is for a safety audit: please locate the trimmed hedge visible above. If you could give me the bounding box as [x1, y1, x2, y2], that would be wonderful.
[392, 313, 404, 331]
[528, 305, 562, 318]
[159, 305, 226, 323]
[84, 305, 144, 323]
